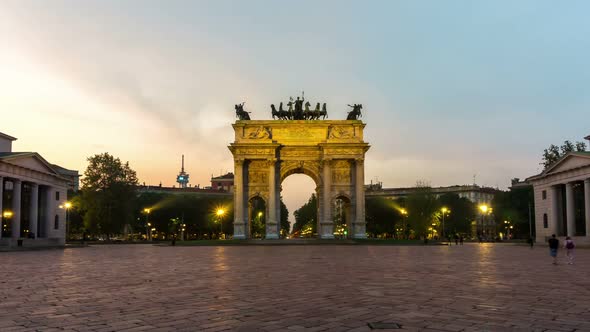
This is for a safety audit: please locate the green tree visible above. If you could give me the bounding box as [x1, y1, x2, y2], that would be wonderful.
[135, 192, 233, 240]
[542, 140, 586, 169]
[66, 189, 84, 237]
[492, 186, 534, 239]
[293, 193, 317, 235]
[365, 197, 402, 237]
[280, 197, 290, 237]
[81, 153, 138, 238]
[437, 193, 476, 236]
[405, 181, 438, 239]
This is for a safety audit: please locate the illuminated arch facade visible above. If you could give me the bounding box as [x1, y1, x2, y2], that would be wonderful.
[229, 120, 370, 239]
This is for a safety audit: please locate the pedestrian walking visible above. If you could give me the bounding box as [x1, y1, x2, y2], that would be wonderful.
[564, 236, 575, 265]
[459, 235, 464, 245]
[527, 236, 534, 248]
[454, 234, 459, 245]
[548, 234, 559, 265]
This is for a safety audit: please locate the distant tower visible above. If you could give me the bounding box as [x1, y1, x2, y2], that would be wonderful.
[176, 155, 190, 188]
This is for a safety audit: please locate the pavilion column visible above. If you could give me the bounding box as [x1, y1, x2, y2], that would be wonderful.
[233, 160, 247, 239]
[353, 159, 366, 239]
[29, 183, 39, 239]
[584, 179, 590, 237]
[551, 185, 560, 235]
[266, 159, 278, 239]
[44, 186, 54, 238]
[565, 182, 576, 236]
[0, 176, 3, 239]
[320, 159, 334, 239]
[11, 179, 22, 239]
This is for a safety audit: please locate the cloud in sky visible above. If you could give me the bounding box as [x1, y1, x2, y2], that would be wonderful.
[1, 0, 590, 217]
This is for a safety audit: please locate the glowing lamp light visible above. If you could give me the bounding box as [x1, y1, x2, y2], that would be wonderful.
[3, 211, 13, 218]
[217, 209, 225, 216]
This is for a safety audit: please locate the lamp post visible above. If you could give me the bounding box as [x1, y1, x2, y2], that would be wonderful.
[400, 208, 408, 239]
[143, 208, 151, 240]
[478, 204, 489, 239]
[441, 207, 450, 239]
[64, 202, 72, 241]
[216, 208, 225, 239]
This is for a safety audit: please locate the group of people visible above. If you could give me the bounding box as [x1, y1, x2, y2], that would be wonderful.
[548, 234, 576, 265]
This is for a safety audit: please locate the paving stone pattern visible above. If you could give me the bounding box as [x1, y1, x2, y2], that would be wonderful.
[1, 244, 589, 331]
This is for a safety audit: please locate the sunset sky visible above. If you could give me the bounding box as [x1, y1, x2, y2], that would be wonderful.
[2, 1, 589, 217]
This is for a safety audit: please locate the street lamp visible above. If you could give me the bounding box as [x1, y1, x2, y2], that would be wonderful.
[143, 208, 151, 240]
[478, 204, 489, 239]
[504, 220, 513, 240]
[400, 208, 408, 239]
[440, 207, 450, 239]
[63, 202, 72, 241]
[216, 208, 225, 239]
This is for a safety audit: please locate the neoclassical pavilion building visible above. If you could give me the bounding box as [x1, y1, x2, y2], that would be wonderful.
[0, 132, 74, 248]
[527, 149, 590, 245]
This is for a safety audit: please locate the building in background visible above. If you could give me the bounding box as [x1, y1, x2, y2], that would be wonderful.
[211, 172, 234, 192]
[137, 184, 231, 197]
[51, 164, 80, 192]
[365, 182, 499, 206]
[0, 132, 74, 248]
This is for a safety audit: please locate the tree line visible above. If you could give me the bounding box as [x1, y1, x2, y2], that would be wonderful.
[69, 153, 535, 240]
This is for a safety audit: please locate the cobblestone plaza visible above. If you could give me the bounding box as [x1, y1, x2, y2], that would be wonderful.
[1, 244, 589, 331]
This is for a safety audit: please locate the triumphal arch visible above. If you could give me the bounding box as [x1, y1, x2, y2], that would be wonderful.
[229, 104, 370, 239]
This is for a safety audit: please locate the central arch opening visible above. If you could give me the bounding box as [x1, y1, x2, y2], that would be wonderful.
[248, 196, 266, 239]
[281, 174, 317, 238]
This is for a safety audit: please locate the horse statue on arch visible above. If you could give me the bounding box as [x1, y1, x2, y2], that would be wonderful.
[235, 103, 251, 120]
[346, 104, 362, 120]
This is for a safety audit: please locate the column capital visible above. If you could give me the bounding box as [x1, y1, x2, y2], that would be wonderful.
[235, 159, 246, 166]
[585, 178, 590, 184]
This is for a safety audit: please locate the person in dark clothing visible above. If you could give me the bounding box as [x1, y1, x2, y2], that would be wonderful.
[548, 234, 559, 265]
[459, 235, 464, 245]
[527, 236, 534, 248]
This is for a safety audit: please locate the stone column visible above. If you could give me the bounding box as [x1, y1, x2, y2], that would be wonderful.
[353, 159, 366, 239]
[319, 159, 334, 239]
[233, 160, 247, 239]
[11, 179, 22, 239]
[29, 183, 39, 239]
[266, 159, 279, 239]
[550, 185, 560, 236]
[44, 186, 54, 238]
[584, 179, 590, 237]
[0, 176, 3, 239]
[565, 182, 576, 236]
